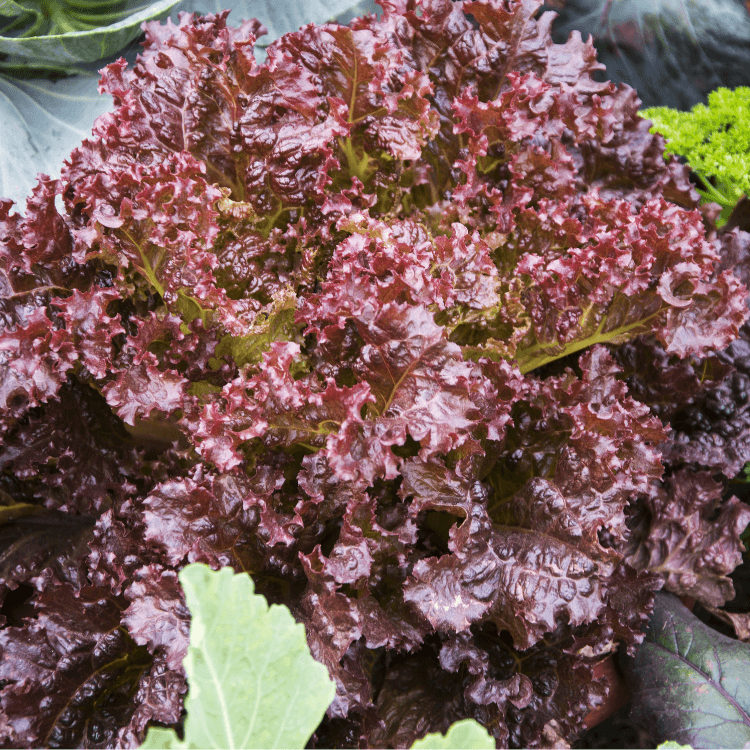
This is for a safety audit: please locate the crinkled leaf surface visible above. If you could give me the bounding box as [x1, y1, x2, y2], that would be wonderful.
[622, 592, 750, 749]
[642, 87, 750, 228]
[0, 504, 94, 602]
[0, 582, 157, 748]
[623, 469, 750, 609]
[410, 718, 495, 749]
[0, 0, 367, 206]
[183, 0, 375, 48]
[2, 0, 750, 747]
[140, 563, 335, 750]
[613, 323, 750, 479]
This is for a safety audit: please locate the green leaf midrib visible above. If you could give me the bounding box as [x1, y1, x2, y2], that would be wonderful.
[647, 637, 750, 729]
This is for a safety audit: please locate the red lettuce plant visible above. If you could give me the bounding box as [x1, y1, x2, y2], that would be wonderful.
[1, 0, 750, 747]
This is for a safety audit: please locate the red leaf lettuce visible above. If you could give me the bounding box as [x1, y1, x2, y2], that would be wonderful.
[1, 0, 749, 748]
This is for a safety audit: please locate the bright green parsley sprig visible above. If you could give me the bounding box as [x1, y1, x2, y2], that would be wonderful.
[642, 86, 750, 227]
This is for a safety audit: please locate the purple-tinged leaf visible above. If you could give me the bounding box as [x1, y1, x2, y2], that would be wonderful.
[0, 583, 153, 748]
[623, 592, 750, 749]
[624, 469, 750, 609]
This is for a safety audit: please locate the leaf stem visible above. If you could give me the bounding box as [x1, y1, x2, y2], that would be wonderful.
[339, 136, 372, 183]
[120, 228, 166, 298]
[516, 309, 663, 374]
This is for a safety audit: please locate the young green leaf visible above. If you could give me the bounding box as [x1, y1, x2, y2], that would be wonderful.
[642, 86, 750, 226]
[140, 563, 335, 750]
[410, 719, 495, 749]
[623, 592, 750, 748]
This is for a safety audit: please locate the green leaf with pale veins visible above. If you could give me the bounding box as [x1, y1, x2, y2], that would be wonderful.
[140, 563, 335, 750]
[0, 0, 179, 64]
[0, 0, 32, 19]
[410, 719, 495, 749]
[623, 592, 750, 749]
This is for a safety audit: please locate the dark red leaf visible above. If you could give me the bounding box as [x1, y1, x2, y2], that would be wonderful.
[624, 469, 750, 609]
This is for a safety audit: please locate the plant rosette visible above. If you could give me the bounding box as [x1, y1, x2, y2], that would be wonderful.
[2, 0, 750, 747]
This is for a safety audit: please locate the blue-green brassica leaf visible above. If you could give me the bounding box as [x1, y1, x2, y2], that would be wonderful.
[410, 719, 496, 749]
[622, 592, 750, 749]
[140, 563, 336, 750]
[0, 0, 179, 65]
